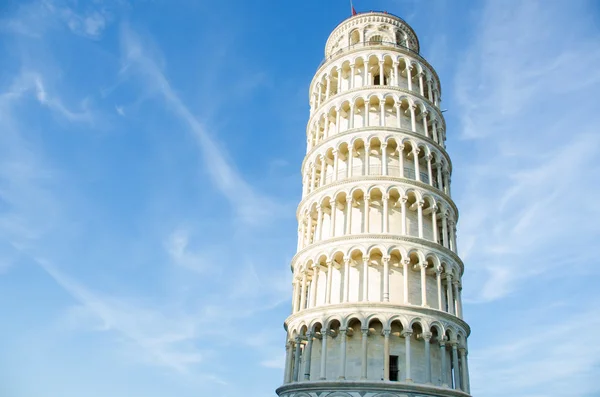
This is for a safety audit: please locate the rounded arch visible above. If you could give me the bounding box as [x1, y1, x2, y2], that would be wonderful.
[408, 316, 427, 330]
[324, 314, 343, 330]
[429, 320, 445, 337]
[343, 313, 364, 329]
[346, 245, 367, 259]
[388, 314, 408, 330]
[308, 319, 324, 333]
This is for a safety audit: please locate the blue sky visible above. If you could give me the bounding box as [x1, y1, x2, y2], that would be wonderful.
[1, 0, 599, 396]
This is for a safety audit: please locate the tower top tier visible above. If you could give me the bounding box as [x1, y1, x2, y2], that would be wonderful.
[324, 11, 420, 59]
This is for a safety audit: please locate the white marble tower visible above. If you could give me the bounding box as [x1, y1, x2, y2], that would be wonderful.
[277, 11, 471, 397]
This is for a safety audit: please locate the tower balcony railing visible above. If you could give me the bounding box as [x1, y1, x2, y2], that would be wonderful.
[322, 165, 432, 188]
[318, 40, 421, 70]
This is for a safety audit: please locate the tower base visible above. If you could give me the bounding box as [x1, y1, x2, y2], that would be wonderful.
[276, 380, 470, 397]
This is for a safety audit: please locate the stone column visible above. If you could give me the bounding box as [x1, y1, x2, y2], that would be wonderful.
[383, 329, 391, 381]
[426, 154, 433, 186]
[343, 258, 351, 302]
[326, 261, 333, 304]
[409, 105, 416, 132]
[398, 144, 405, 178]
[350, 64, 355, 89]
[336, 109, 341, 134]
[403, 330, 413, 382]
[403, 259, 410, 304]
[338, 329, 347, 379]
[364, 196, 370, 233]
[310, 266, 319, 307]
[419, 72, 425, 96]
[320, 156, 326, 186]
[427, 79, 433, 100]
[422, 111, 429, 138]
[308, 164, 317, 192]
[325, 75, 331, 100]
[382, 194, 389, 233]
[463, 348, 471, 393]
[450, 220, 458, 253]
[333, 150, 339, 181]
[316, 83, 322, 107]
[413, 148, 421, 181]
[348, 145, 354, 177]
[459, 348, 468, 391]
[452, 342, 461, 390]
[382, 256, 390, 302]
[442, 213, 448, 248]
[307, 213, 313, 244]
[420, 262, 428, 307]
[362, 256, 369, 301]
[440, 341, 448, 387]
[417, 200, 424, 238]
[345, 197, 353, 235]
[446, 274, 455, 315]
[349, 104, 355, 129]
[319, 331, 328, 380]
[393, 62, 399, 86]
[382, 143, 388, 175]
[315, 205, 323, 240]
[423, 332, 432, 383]
[395, 104, 402, 128]
[330, 203, 337, 238]
[436, 164, 443, 190]
[406, 65, 412, 91]
[400, 197, 407, 235]
[284, 340, 294, 383]
[443, 170, 450, 195]
[303, 332, 314, 380]
[299, 272, 307, 311]
[379, 61, 385, 86]
[432, 206, 438, 243]
[380, 99, 385, 126]
[364, 102, 369, 127]
[293, 337, 302, 381]
[436, 267, 443, 310]
[364, 144, 370, 175]
[453, 281, 462, 318]
[337, 67, 342, 93]
[361, 328, 368, 379]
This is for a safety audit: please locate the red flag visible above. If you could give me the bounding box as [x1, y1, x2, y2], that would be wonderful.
[351, 0, 357, 15]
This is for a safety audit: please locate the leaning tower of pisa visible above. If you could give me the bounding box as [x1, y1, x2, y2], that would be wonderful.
[276, 11, 471, 397]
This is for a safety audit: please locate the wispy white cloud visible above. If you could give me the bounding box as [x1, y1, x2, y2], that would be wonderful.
[119, 26, 280, 224]
[470, 301, 600, 397]
[38, 259, 212, 374]
[260, 352, 285, 369]
[2, 70, 94, 123]
[454, 0, 600, 303]
[1, 0, 112, 39]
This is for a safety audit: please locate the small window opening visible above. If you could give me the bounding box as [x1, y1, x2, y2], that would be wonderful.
[389, 355, 399, 381]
